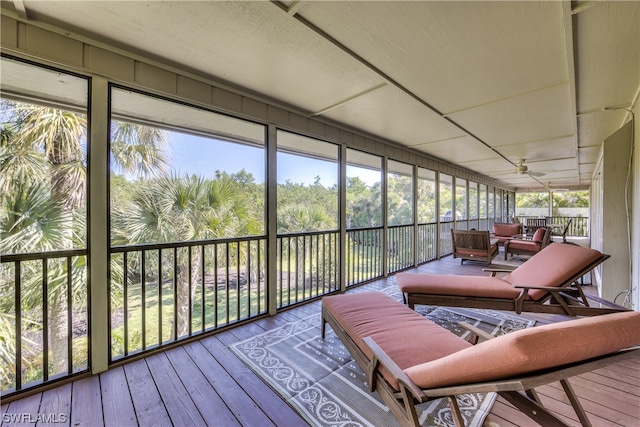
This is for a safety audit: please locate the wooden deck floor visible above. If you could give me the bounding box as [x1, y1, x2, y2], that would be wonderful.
[1, 252, 639, 427]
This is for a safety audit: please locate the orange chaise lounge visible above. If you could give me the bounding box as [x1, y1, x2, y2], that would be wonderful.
[397, 243, 627, 316]
[321, 291, 640, 427]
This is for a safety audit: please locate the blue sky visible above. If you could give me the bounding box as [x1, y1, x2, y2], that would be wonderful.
[168, 131, 380, 187]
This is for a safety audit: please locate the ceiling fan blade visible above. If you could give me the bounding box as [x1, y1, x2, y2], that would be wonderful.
[528, 171, 547, 177]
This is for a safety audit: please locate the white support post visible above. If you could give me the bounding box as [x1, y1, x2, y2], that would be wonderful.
[89, 76, 109, 374]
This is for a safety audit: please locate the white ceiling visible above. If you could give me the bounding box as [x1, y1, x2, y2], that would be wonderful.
[3, 0, 639, 191]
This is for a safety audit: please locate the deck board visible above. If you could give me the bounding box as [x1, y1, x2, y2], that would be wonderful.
[123, 359, 172, 426]
[3, 393, 41, 427]
[183, 340, 280, 427]
[38, 383, 72, 427]
[100, 367, 137, 427]
[197, 334, 308, 427]
[164, 345, 241, 427]
[1, 252, 638, 427]
[70, 376, 103, 427]
[145, 352, 207, 426]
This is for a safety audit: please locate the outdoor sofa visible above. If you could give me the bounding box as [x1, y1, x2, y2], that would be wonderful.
[491, 222, 522, 246]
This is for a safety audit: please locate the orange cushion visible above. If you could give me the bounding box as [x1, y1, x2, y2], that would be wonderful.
[322, 292, 471, 389]
[506, 240, 541, 251]
[396, 273, 525, 299]
[503, 243, 603, 300]
[397, 244, 605, 303]
[532, 228, 546, 242]
[405, 310, 640, 389]
[493, 223, 522, 237]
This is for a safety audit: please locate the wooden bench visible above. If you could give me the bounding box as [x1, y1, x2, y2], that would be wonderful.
[321, 291, 640, 427]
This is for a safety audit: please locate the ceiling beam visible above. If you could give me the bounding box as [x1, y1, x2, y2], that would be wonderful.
[311, 83, 387, 116]
[571, 1, 601, 16]
[442, 81, 569, 118]
[269, 0, 517, 169]
[12, 0, 28, 20]
[286, 1, 302, 16]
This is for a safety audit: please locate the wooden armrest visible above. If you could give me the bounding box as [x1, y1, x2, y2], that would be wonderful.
[362, 336, 426, 400]
[583, 294, 630, 310]
[458, 321, 494, 344]
[483, 266, 515, 277]
[513, 284, 572, 291]
[483, 267, 516, 272]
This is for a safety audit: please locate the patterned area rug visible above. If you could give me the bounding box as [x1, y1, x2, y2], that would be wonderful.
[230, 288, 535, 427]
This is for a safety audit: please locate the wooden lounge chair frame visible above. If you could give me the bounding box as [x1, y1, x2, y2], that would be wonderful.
[321, 302, 639, 427]
[363, 330, 639, 427]
[402, 248, 628, 317]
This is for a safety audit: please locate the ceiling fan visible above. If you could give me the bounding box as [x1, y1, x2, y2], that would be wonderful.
[512, 159, 547, 177]
[543, 183, 570, 192]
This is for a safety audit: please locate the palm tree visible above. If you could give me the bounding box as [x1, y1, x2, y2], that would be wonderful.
[110, 173, 262, 339]
[1, 100, 168, 378]
[277, 204, 334, 300]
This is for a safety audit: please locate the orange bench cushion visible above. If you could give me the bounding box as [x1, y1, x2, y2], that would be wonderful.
[322, 292, 471, 389]
[396, 273, 525, 299]
[405, 310, 640, 389]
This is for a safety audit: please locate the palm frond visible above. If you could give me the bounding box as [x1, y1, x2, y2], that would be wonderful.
[110, 121, 169, 178]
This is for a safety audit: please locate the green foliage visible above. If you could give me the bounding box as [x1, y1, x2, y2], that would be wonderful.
[277, 179, 337, 232]
[552, 191, 589, 208]
[1, 99, 169, 389]
[417, 179, 437, 223]
[387, 173, 413, 225]
[516, 192, 549, 208]
[346, 176, 381, 228]
[516, 191, 589, 215]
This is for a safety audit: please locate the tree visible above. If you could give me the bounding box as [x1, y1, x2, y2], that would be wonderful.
[111, 173, 263, 338]
[1, 100, 168, 377]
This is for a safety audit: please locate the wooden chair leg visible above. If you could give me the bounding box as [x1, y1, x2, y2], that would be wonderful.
[561, 379, 592, 427]
[321, 316, 326, 339]
[400, 386, 421, 427]
[525, 388, 541, 403]
[499, 390, 571, 427]
[447, 396, 466, 427]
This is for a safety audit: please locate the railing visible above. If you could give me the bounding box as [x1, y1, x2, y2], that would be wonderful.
[109, 236, 266, 362]
[514, 216, 589, 237]
[3, 215, 589, 397]
[276, 231, 339, 308]
[417, 223, 437, 264]
[439, 221, 454, 256]
[387, 225, 414, 274]
[0, 249, 89, 396]
[346, 227, 383, 287]
[547, 216, 589, 237]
